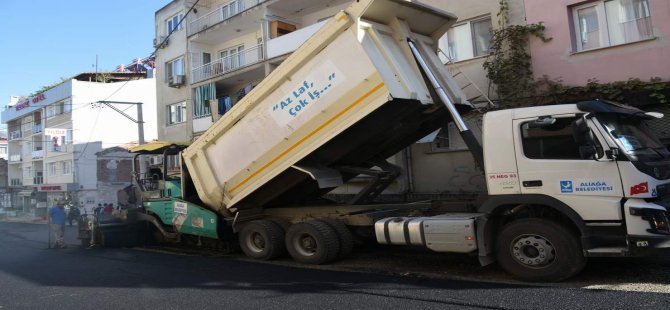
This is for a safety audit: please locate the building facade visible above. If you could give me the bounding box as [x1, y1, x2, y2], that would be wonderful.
[152, 0, 521, 199]
[2, 74, 157, 216]
[154, 0, 352, 142]
[526, 0, 670, 86]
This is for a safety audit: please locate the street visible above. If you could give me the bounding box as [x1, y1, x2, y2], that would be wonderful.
[0, 221, 669, 309]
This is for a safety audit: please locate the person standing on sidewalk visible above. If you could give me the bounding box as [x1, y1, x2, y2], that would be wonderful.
[48, 202, 67, 248]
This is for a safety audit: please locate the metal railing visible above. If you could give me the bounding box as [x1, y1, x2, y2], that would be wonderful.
[191, 44, 264, 83]
[32, 149, 44, 159]
[187, 0, 267, 36]
[32, 123, 43, 134]
[9, 130, 21, 140]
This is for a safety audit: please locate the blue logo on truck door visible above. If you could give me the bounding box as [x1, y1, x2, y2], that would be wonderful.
[560, 181, 573, 193]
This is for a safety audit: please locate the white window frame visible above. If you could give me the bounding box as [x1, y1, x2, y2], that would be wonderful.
[62, 160, 72, 175]
[432, 119, 482, 152]
[438, 16, 492, 63]
[219, 45, 245, 71]
[166, 13, 183, 34]
[167, 102, 187, 125]
[572, 0, 653, 52]
[221, 0, 244, 19]
[48, 162, 58, 177]
[166, 56, 184, 82]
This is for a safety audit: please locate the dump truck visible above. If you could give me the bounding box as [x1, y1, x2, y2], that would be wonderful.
[87, 0, 670, 282]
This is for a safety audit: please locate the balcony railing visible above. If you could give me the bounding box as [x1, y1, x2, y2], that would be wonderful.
[191, 44, 264, 83]
[9, 130, 21, 140]
[32, 150, 44, 159]
[187, 0, 267, 36]
[33, 123, 43, 134]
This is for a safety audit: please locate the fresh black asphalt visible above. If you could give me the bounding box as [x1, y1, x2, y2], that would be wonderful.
[0, 221, 668, 309]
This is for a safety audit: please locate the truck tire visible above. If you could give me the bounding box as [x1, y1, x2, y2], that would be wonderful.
[286, 221, 340, 264]
[238, 220, 285, 260]
[318, 219, 354, 260]
[495, 218, 586, 282]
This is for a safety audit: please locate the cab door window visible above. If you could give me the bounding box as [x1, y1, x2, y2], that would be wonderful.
[521, 117, 582, 159]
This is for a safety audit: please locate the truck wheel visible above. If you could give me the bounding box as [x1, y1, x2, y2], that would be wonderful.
[286, 221, 340, 264]
[318, 219, 354, 260]
[238, 220, 285, 260]
[496, 218, 586, 282]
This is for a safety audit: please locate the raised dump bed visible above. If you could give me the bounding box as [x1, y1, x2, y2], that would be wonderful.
[181, 0, 472, 215]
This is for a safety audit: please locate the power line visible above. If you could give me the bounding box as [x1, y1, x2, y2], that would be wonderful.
[7, 0, 201, 130]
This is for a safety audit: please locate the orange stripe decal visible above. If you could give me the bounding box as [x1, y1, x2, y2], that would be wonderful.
[228, 82, 385, 194]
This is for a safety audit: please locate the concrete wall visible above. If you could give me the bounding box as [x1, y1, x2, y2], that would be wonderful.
[526, 0, 670, 85]
[71, 79, 158, 148]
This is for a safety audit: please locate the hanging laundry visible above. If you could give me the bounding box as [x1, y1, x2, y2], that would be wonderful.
[218, 96, 232, 115]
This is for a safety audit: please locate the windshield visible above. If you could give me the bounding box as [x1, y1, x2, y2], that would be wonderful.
[597, 114, 669, 159]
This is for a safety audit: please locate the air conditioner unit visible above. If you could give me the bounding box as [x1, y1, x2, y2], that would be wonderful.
[153, 36, 169, 48]
[168, 75, 185, 87]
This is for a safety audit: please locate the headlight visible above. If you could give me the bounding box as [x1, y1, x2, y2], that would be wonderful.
[630, 207, 670, 234]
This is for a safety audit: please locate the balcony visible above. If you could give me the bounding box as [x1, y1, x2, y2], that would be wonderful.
[32, 150, 44, 159]
[266, 19, 329, 59]
[9, 130, 21, 140]
[32, 123, 43, 134]
[10, 179, 22, 186]
[191, 44, 264, 83]
[9, 154, 21, 162]
[188, 0, 267, 37]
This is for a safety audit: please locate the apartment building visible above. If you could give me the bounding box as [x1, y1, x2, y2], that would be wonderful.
[154, 0, 351, 141]
[526, 0, 670, 143]
[152, 0, 506, 199]
[1, 73, 157, 216]
[527, 0, 669, 85]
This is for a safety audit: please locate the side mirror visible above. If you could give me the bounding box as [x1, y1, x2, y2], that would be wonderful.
[528, 116, 556, 128]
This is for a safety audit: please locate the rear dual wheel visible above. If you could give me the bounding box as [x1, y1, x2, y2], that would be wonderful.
[285, 219, 353, 264]
[238, 220, 286, 260]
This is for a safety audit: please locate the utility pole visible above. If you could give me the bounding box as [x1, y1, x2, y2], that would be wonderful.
[95, 101, 145, 145]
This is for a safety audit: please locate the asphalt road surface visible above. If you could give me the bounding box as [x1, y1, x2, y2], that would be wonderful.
[0, 221, 669, 309]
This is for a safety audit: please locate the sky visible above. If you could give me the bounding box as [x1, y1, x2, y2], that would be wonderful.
[0, 0, 167, 107]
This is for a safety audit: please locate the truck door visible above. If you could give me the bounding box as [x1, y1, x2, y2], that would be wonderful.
[513, 115, 624, 222]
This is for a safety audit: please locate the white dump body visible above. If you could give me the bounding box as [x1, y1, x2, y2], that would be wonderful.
[181, 0, 470, 215]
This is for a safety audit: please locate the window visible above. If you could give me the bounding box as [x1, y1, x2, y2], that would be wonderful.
[48, 162, 57, 177]
[62, 161, 72, 175]
[166, 13, 183, 34]
[0, 145, 7, 155]
[521, 117, 583, 160]
[221, 0, 244, 19]
[220, 45, 245, 71]
[438, 17, 492, 62]
[167, 102, 187, 125]
[432, 119, 482, 151]
[572, 0, 653, 52]
[46, 101, 70, 118]
[166, 57, 184, 81]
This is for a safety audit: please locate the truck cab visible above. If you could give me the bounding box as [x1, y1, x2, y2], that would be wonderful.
[478, 100, 670, 280]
